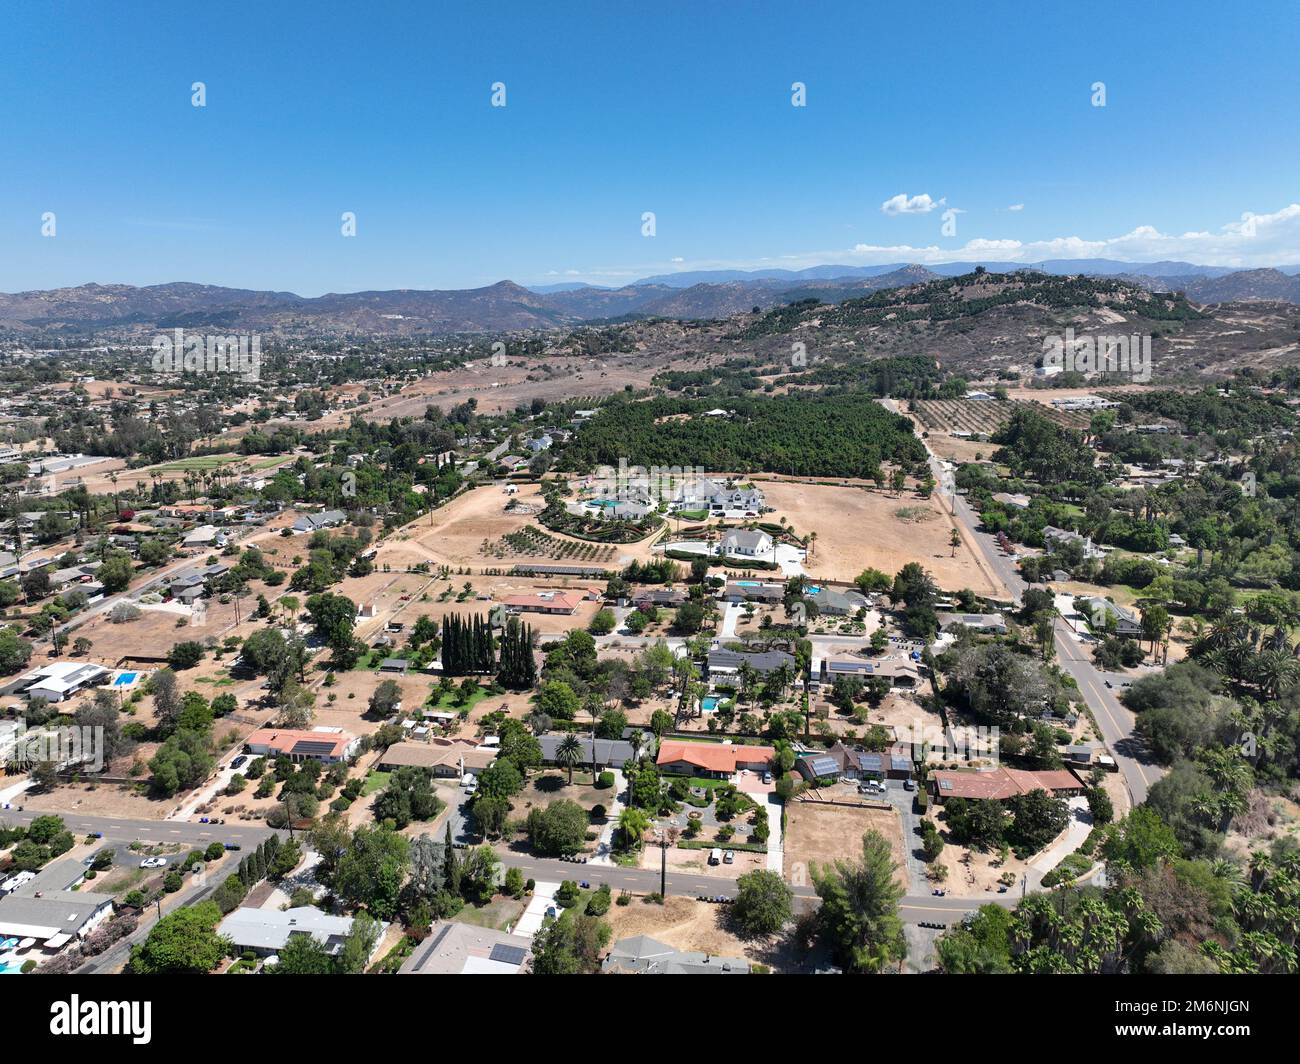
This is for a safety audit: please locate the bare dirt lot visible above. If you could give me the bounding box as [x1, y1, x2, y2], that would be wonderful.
[602, 893, 798, 971]
[783, 798, 907, 890]
[756, 479, 1001, 596]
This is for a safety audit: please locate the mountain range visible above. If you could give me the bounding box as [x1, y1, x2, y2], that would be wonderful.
[6, 260, 1300, 338]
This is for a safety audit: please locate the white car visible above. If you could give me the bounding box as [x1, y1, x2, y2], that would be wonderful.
[140, 857, 168, 869]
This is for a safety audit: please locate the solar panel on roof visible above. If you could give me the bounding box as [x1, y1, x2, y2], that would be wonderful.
[489, 943, 528, 966]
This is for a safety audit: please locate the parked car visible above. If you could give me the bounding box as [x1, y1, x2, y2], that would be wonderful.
[903, 779, 916, 792]
[224, 843, 242, 851]
[723, 850, 735, 864]
[708, 848, 722, 866]
[761, 771, 772, 784]
[140, 857, 167, 869]
[231, 755, 247, 770]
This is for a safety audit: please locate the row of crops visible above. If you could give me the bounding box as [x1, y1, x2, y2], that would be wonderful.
[911, 399, 1091, 435]
[482, 524, 618, 563]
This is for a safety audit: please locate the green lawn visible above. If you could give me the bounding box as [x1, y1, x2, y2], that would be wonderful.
[362, 770, 391, 796]
[153, 455, 238, 472]
[454, 895, 526, 931]
[424, 688, 491, 714]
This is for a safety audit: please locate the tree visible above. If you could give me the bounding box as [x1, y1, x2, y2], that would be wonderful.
[617, 806, 650, 851]
[305, 592, 357, 653]
[537, 680, 580, 722]
[98, 549, 135, 593]
[168, 640, 205, 670]
[0, 627, 33, 675]
[272, 932, 335, 974]
[331, 826, 409, 920]
[373, 767, 443, 829]
[526, 799, 589, 857]
[128, 902, 227, 974]
[936, 904, 1014, 973]
[1102, 807, 1180, 872]
[589, 609, 616, 636]
[554, 732, 584, 785]
[811, 830, 906, 972]
[368, 678, 404, 718]
[336, 911, 379, 974]
[530, 912, 610, 974]
[731, 869, 793, 936]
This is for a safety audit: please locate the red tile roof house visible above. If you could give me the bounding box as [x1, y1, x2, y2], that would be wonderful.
[245, 727, 359, 765]
[928, 765, 1085, 804]
[656, 740, 776, 779]
[502, 591, 581, 615]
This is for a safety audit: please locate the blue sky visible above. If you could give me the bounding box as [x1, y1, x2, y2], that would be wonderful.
[2, 0, 1299, 295]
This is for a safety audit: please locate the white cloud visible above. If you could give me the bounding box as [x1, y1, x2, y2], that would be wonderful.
[537, 203, 1300, 285]
[1007, 203, 1024, 212]
[880, 193, 944, 216]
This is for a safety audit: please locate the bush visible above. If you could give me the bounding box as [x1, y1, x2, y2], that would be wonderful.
[585, 884, 612, 916]
[597, 770, 615, 789]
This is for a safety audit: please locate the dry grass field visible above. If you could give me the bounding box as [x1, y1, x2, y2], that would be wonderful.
[602, 894, 798, 970]
[783, 798, 908, 890]
[757, 479, 1002, 596]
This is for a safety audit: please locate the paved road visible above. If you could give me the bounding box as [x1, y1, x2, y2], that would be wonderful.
[909, 422, 1166, 807]
[0, 808, 277, 849]
[491, 847, 999, 924]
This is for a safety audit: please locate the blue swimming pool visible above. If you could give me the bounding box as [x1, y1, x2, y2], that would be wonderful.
[114, 672, 137, 686]
[700, 697, 719, 712]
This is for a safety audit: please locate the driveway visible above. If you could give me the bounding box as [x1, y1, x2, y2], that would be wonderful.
[1027, 796, 1094, 890]
[513, 881, 561, 937]
[588, 769, 627, 866]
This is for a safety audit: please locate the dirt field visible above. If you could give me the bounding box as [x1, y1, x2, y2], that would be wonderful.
[783, 798, 907, 890]
[756, 479, 1001, 596]
[602, 894, 797, 970]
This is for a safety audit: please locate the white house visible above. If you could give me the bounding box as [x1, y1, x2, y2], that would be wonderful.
[719, 529, 773, 557]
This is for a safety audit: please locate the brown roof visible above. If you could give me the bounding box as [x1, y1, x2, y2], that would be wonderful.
[931, 765, 1082, 801]
[378, 742, 497, 771]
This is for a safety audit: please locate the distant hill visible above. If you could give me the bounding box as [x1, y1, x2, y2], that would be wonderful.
[9, 259, 1300, 339]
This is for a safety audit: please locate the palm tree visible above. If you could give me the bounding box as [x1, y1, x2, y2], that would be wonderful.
[618, 807, 649, 852]
[555, 732, 583, 786]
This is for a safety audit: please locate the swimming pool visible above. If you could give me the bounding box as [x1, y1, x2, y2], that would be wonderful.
[700, 697, 719, 712]
[114, 672, 138, 686]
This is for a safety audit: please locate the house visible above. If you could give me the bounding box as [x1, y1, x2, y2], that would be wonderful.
[218, 906, 380, 959]
[991, 492, 1031, 510]
[0, 859, 114, 948]
[602, 934, 749, 974]
[375, 740, 497, 777]
[656, 739, 775, 778]
[244, 727, 358, 764]
[526, 434, 552, 453]
[817, 657, 919, 689]
[1082, 597, 1143, 638]
[292, 509, 346, 533]
[378, 658, 409, 674]
[706, 648, 797, 682]
[718, 530, 773, 558]
[671, 478, 765, 515]
[794, 753, 842, 782]
[399, 920, 532, 974]
[182, 524, 225, 549]
[937, 612, 1008, 635]
[809, 587, 868, 616]
[502, 591, 581, 615]
[632, 588, 687, 609]
[18, 661, 111, 703]
[722, 581, 784, 604]
[928, 765, 1085, 804]
[1042, 525, 1103, 559]
[538, 734, 635, 770]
